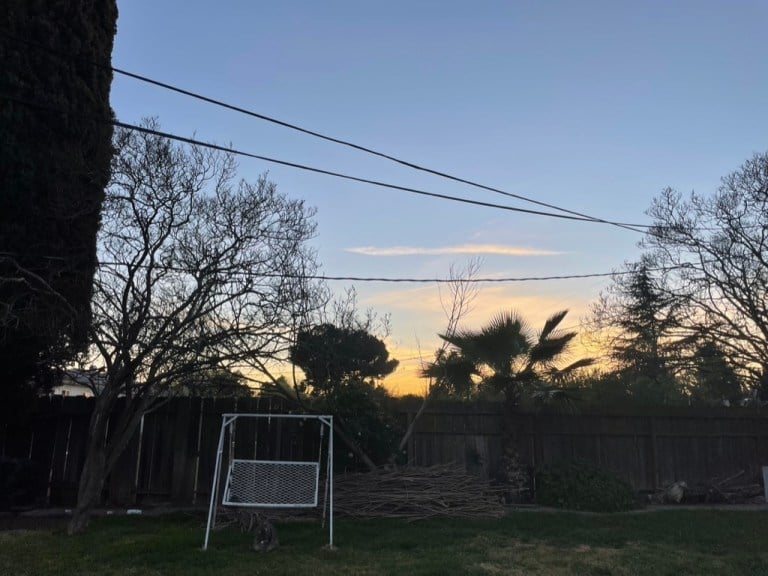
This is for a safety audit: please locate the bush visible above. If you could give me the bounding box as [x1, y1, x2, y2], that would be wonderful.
[535, 460, 636, 512]
[0, 458, 45, 510]
[320, 378, 402, 471]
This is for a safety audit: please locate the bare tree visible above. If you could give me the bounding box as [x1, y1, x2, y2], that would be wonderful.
[643, 152, 768, 390]
[394, 259, 481, 460]
[67, 120, 321, 533]
[315, 286, 388, 336]
[437, 260, 483, 359]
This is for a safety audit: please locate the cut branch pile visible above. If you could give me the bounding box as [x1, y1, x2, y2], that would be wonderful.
[698, 469, 765, 504]
[334, 465, 507, 519]
[651, 469, 766, 505]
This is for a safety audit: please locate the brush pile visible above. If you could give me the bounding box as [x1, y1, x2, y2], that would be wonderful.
[697, 469, 765, 504]
[334, 464, 507, 519]
[650, 469, 766, 505]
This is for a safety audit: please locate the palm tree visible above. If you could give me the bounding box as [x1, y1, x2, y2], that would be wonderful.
[428, 309, 593, 405]
[426, 309, 593, 497]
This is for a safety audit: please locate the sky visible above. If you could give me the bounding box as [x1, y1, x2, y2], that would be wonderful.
[110, 0, 768, 395]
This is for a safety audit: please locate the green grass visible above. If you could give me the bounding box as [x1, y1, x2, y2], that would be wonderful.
[2, 510, 768, 575]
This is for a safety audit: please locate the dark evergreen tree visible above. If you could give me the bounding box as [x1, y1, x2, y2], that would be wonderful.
[689, 341, 743, 406]
[290, 323, 399, 396]
[0, 0, 117, 415]
[591, 262, 686, 405]
[613, 266, 676, 377]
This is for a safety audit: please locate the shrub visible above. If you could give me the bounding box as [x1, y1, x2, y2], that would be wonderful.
[535, 460, 636, 512]
[0, 458, 45, 510]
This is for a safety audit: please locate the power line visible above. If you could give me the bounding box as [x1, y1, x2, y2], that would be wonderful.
[112, 66, 649, 232]
[269, 261, 726, 285]
[289, 272, 624, 283]
[112, 119, 648, 225]
[2, 32, 651, 232]
[5, 249, 652, 284]
[95, 259, 638, 283]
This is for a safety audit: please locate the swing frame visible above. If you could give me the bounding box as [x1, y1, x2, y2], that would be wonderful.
[202, 413, 334, 550]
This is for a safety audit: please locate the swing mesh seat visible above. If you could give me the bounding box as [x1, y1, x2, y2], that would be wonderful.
[223, 459, 320, 508]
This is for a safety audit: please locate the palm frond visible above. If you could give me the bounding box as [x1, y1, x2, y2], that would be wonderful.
[539, 309, 569, 340]
[558, 358, 596, 372]
[441, 311, 532, 375]
[527, 383, 581, 413]
[528, 333, 576, 364]
[436, 307, 591, 406]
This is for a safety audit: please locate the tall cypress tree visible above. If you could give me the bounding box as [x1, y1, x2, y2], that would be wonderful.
[0, 0, 117, 415]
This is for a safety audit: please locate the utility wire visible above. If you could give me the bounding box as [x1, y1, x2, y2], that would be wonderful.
[94, 258, 646, 284]
[2, 32, 650, 232]
[113, 118, 644, 225]
[10, 248, 727, 286]
[112, 67, 649, 232]
[233, 271, 630, 283]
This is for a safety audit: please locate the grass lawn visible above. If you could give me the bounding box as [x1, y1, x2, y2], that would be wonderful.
[2, 510, 768, 575]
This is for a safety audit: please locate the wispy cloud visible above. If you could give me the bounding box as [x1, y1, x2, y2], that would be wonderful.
[367, 285, 586, 322]
[346, 244, 562, 257]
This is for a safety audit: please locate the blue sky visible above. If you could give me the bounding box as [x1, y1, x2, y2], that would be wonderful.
[111, 0, 768, 393]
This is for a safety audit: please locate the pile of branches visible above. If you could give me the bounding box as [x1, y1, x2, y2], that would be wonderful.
[651, 470, 765, 505]
[697, 470, 765, 504]
[334, 464, 507, 519]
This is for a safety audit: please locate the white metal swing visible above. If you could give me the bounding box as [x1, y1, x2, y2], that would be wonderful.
[203, 413, 334, 550]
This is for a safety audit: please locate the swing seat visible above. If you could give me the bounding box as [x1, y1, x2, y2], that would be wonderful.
[223, 459, 320, 508]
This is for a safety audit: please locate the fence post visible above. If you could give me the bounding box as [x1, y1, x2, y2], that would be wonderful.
[763, 467, 768, 503]
[649, 416, 659, 490]
[406, 412, 415, 465]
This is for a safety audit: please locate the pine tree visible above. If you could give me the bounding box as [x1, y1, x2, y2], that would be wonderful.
[592, 262, 686, 405]
[690, 341, 743, 406]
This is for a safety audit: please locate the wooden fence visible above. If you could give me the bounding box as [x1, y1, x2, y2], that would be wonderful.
[403, 401, 768, 491]
[2, 397, 768, 507]
[1, 396, 300, 507]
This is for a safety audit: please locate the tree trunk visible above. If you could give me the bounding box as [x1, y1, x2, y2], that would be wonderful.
[68, 440, 108, 534]
[68, 396, 112, 534]
[387, 390, 434, 467]
[498, 392, 528, 503]
[67, 388, 164, 534]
